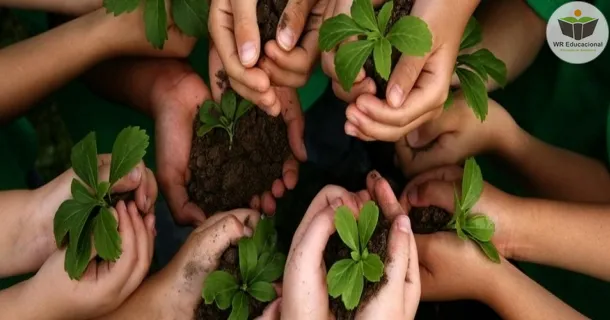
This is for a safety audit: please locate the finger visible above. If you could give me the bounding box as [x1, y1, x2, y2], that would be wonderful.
[256, 298, 282, 320]
[163, 179, 206, 226]
[135, 166, 149, 213]
[107, 200, 137, 287]
[122, 202, 152, 297]
[386, 55, 427, 108]
[383, 215, 413, 292]
[99, 160, 144, 194]
[345, 121, 375, 141]
[271, 179, 285, 199]
[265, 40, 317, 75]
[200, 215, 250, 269]
[404, 165, 463, 194]
[230, 79, 281, 116]
[209, 45, 226, 101]
[282, 157, 299, 190]
[366, 171, 405, 221]
[330, 76, 373, 103]
[408, 180, 456, 212]
[277, 87, 307, 161]
[405, 108, 460, 148]
[231, 0, 261, 67]
[144, 212, 156, 258]
[198, 209, 260, 234]
[259, 56, 309, 88]
[143, 168, 158, 213]
[277, 0, 317, 51]
[261, 191, 276, 215]
[322, 53, 366, 85]
[250, 195, 261, 211]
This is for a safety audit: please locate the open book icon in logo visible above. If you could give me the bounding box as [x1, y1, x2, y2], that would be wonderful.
[558, 9, 599, 40]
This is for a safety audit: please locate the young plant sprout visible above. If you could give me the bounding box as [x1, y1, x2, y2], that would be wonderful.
[327, 201, 384, 310]
[319, 0, 433, 92]
[197, 90, 254, 148]
[446, 17, 508, 121]
[447, 157, 500, 263]
[203, 219, 287, 320]
[103, 0, 209, 49]
[53, 126, 149, 279]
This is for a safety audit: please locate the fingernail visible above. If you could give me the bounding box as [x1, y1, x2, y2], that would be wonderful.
[356, 102, 368, 115]
[407, 188, 418, 203]
[278, 28, 294, 50]
[144, 196, 150, 210]
[240, 42, 257, 65]
[129, 167, 141, 182]
[396, 215, 412, 233]
[388, 85, 404, 108]
[347, 112, 359, 126]
[369, 170, 380, 180]
[407, 129, 419, 146]
[345, 125, 357, 137]
[330, 198, 343, 210]
[244, 226, 253, 237]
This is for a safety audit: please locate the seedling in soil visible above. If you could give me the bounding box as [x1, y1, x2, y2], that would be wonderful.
[53, 126, 149, 280]
[103, 0, 209, 49]
[445, 17, 508, 121]
[197, 90, 254, 147]
[326, 201, 384, 310]
[203, 218, 287, 320]
[319, 0, 432, 92]
[447, 157, 500, 263]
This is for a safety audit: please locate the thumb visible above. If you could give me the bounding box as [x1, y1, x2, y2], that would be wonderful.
[96, 154, 145, 194]
[277, 0, 317, 51]
[407, 180, 456, 213]
[231, 0, 261, 67]
[383, 215, 419, 294]
[255, 298, 281, 320]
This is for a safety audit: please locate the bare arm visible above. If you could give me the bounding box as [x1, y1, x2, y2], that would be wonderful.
[0, 0, 101, 15]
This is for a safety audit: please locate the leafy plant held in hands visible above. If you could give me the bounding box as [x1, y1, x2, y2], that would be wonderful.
[445, 17, 508, 121]
[103, 0, 209, 49]
[203, 219, 286, 320]
[197, 90, 254, 147]
[53, 126, 149, 280]
[447, 157, 500, 263]
[327, 201, 384, 310]
[319, 0, 433, 92]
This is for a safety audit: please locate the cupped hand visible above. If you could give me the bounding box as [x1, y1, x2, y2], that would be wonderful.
[27, 200, 155, 320]
[394, 94, 520, 177]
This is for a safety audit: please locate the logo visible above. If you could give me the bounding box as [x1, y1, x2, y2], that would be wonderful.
[547, 1, 608, 64]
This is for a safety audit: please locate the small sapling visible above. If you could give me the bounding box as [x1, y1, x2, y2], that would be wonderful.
[197, 90, 254, 147]
[203, 218, 287, 320]
[326, 201, 384, 310]
[319, 0, 433, 92]
[103, 0, 209, 49]
[53, 126, 149, 280]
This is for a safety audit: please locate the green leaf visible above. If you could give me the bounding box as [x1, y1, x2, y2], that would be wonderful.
[470, 49, 508, 87]
[199, 100, 220, 124]
[342, 262, 364, 310]
[377, 1, 393, 34]
[220, 116, 230, 127]
[444, 90, 454, 110]
[253, 218, 274, 255]
[103, 0, 139, 15]
[54, 200, 96, 248]
[386, 16, 432, 56]
[327, 259, 355, 298]
[456, 67, 488, 121]
[247, 281, 277, 302]
[251, 252, 286, 283]
[202, 271, 239, 305]
[476, 240, 501, 263]
[461, 157, 483, 211]
[93, 207, 122, 261]
[221, 90, 237, 120]
[172, 0, 209, 38]
[457, 54, 488, 80]
[144, 0, 168, 49]
[362, 248, 369, 260]
[197, 123, 223, 137]
[362, 253, 384, 282]
[351, 251, 361, 261]
[460, 17, 482, 51]
[228, 291, 249, 320]
[71, 132, 98, 189]
[351, 0, 378, 32]
[239, 238, 258, 283]
[319, 14, 367, 51]
[96, 181, 110, 199]
[335, 205, 360, 252]
[109, 127, 150, 186]
[235, 99, 254, 120]
[335, 40, 375, 93]
[373, 38, 392, 80]
[71, 179, 96, 204]
[64, 217, 94, 280]
[455, 213, 468, 240]
[357, 201, 379, 250]
[464, 214, 495, 242]
[446, 185, 462, 229]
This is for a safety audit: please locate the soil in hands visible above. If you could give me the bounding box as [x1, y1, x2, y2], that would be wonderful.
[195, 248, 267, 319]
[410, 206, 452, 234]
[363, 0, 415, 98]
[257, 0, 289, 46]
[324, 217, 391, 320]
[188, 80, 291, 214]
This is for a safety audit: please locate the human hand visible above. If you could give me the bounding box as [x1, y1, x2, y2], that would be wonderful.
[24, 200, 155, 320]
[394, 94, 521, 177]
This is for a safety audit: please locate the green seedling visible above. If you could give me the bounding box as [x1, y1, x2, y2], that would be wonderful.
[445, 17, 508, 121]
[203, 218, 287, 320]
[326, 201, 384, 310]
[53, 126, 149, 280]
[197, 90, 254, 147]
[446, 157, 500, 263]
[103, 0, 209, 49]
[319, 0, 432, 92]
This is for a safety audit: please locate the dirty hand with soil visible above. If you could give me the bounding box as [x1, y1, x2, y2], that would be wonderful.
[283, 172, 420, 319]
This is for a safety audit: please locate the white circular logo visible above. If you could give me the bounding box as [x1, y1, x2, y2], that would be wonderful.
[546, 1, 608, 64]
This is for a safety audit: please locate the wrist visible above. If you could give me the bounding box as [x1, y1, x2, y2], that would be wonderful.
[481, 262, 521, 310]
[494, 119, 529, 161]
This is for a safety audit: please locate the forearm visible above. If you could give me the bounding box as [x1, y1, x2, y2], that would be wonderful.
[486, 262, 586, 320]
[0, 280, 46, 319]
[499, 126, 610, 203]
[0, 0, 101, 15]
[0, 9, 117, 122]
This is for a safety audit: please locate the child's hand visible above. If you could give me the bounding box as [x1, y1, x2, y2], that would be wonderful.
[395, 94, 522, 177]
[26, 201, 155, 320]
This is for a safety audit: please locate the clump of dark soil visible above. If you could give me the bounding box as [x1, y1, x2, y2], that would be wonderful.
[195, 248, 266, 319]
[410, 206, 452, 234]
[324, 217, 391, 319]
[363, 0, 414, 98]
[257, 0, 288, 46]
